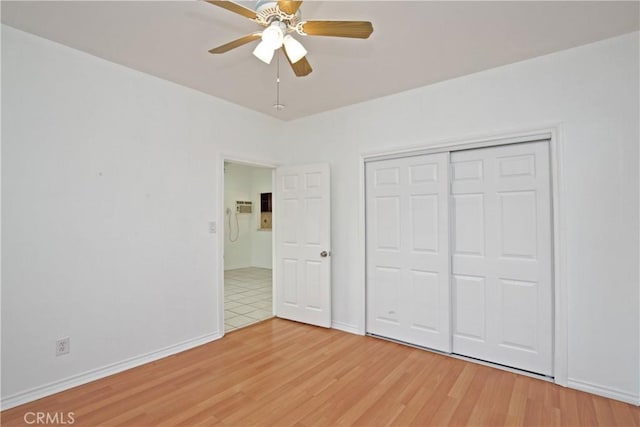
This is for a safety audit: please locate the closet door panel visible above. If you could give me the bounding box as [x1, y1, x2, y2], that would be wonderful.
[366, 153, 451, 352]
[451, 141, 553, 376]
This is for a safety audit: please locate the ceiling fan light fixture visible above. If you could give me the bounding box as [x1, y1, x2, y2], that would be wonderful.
[253, 40, 275, 64]
[261, 21, 285, 49]
[283, 35, 307, 63]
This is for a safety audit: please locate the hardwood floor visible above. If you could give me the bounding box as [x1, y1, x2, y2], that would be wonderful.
[2, 318, 639, 426]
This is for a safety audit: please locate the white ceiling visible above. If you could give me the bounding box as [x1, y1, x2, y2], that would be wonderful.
[2, 1, 638, 121]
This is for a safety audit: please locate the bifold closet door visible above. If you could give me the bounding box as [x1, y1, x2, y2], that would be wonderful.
[366, 153, 451, 352]
[451, 141, 553, 376]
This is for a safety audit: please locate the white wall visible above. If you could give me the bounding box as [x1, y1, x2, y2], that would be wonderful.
[1, 25, 283, 406]
[280, 32, 640, 403]
[223, 163, 272, 270]
[223, 163, 253, 270]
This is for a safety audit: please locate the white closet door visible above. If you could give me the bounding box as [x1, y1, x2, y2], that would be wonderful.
[366, 153, 451, 352]
[451, 141, 553, 375]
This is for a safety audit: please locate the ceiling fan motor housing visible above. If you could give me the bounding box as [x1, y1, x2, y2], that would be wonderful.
[255, 0, 300, 30]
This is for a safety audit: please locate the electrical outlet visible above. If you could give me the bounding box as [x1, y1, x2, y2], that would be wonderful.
[56, 337, 70, 356]
[209, 221, 216, 234]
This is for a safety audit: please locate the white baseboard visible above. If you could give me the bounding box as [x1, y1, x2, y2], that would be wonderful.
[1, 331, 223, 410]
[568, 378, 640, 406]
[331, 321, 364, 335]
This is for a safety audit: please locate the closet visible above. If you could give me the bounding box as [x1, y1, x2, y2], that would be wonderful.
[366, 140, 553, 376]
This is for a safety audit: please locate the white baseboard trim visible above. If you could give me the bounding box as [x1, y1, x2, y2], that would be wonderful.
[1, 331, 223, 411]
[568, 378, 640, 406]
[331, 321, 364, 335]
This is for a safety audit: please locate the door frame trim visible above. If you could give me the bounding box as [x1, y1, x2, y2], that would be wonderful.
[358, 124, 568, 386]
[217, 153, 278, 337]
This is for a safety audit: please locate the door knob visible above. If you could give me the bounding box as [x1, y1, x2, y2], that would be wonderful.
[320, 251, 329, 258]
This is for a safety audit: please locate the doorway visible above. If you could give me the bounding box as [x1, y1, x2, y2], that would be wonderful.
[223, 161, 274, 332]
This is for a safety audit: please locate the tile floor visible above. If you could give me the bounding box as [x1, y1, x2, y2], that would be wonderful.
[224, 267, 273, 332]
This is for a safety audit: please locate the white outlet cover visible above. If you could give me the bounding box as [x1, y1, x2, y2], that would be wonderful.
[56, 337, 70, 356]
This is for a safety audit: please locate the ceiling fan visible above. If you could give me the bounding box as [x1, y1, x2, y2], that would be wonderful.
[205, 0, 374, 77]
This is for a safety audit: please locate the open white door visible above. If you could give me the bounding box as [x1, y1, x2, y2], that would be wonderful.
[274, 163, 331, 328]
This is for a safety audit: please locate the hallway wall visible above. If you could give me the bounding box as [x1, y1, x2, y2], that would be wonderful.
[223, 163, 273, 270]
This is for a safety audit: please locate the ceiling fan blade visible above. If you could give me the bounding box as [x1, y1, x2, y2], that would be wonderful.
[300, 20, 373, 39]
[277, 0, 303, 15]
[204, 1, 258, 20]
[283, 49, 312, 77]
[208, 33, 261, 54]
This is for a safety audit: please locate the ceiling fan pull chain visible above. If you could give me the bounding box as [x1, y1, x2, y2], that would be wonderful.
[273, 50, 285, 111]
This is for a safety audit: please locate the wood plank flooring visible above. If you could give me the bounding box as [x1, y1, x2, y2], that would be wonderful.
[2, 318, 639, 426]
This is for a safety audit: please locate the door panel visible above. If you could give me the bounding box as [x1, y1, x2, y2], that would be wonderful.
[366, 153, 451, 352]
[410, 270, 440, 331]
[452, 194, 485, 256]
[375, 196, 401, 249]
[411, 195, 439, 252]
[275, 164, 331, 328]
[282, 259, 298, 305]
[500, 278, 538, 351]
[453, 274, 486, 341]
[499, 191, 537, 258]
[451, 141, 553, 376]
